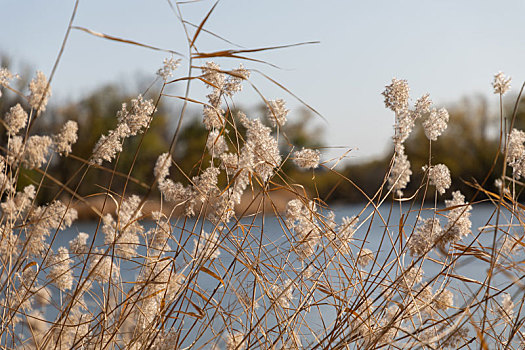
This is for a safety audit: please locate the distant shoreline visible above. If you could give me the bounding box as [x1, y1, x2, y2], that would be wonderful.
[68, 188, 300, 221]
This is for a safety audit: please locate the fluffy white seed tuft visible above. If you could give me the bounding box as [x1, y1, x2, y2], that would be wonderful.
[47, 247, 74, 291]
[492, 71, 511, 95]
[382, 78, 410, 114]
[293, 148, 321, 169]
[426, 163, 451, 194]
[267, 99, 289, 128]
[408, 218, 442, 256]
[28, 71, 51, 113]
[388, 144, 412, 197]
[423, 108, 449, 141]
[157, 57, 181, 81]
[53, 120, 78, 156]
[4, 104, 27, 136]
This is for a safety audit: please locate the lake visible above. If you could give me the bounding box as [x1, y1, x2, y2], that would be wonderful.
[43, 202, 522, 348]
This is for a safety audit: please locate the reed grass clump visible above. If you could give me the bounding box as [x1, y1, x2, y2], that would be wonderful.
[0, 2, 524, 349]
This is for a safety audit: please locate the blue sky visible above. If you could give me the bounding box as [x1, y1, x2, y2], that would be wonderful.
[3, 0, 525, 162]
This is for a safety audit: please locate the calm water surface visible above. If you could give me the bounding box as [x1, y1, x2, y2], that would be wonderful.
[48, 203, 521, 348]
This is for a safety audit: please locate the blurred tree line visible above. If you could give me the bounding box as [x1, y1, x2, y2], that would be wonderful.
[0, 66, 327, 203]
[0, 84, 168, 201]
[265, 94, 508, 205]
[0, 59, 517, 204]
[329, 96, 505, 203]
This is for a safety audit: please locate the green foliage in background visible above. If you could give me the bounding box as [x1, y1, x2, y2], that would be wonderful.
[0, 59, 514, 204]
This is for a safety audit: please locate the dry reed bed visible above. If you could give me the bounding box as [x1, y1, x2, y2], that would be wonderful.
[0, 1, 523, 349]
